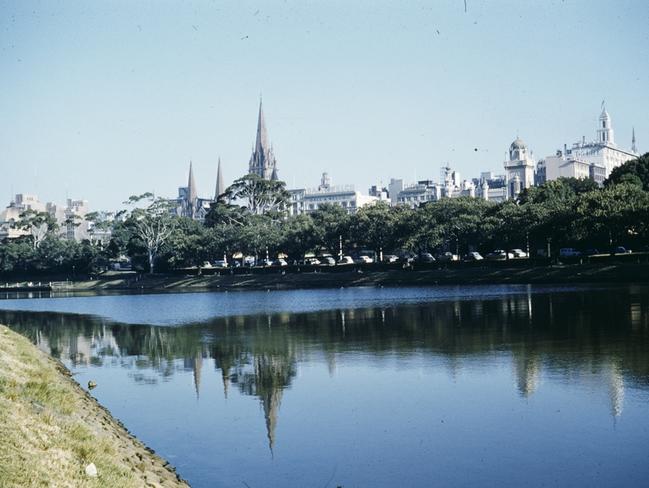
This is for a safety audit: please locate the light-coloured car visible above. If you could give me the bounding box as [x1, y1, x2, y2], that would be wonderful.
[273, 259, 288, 266]
[305, 257, 321, 265]
[320, 256, 336, 266]
[510, 249, 528, 258]
[383, 254, 399, 263]
[337, 256, 354, 265]
[212, 259, 228, 268]
[486, 250, 513, 260]
[464, 252, 483, 261]
[355, 255, 374, 264]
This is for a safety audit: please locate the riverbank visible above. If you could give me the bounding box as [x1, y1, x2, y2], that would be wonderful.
[0, 324, 188, 488]
[3, 262, 647, 296]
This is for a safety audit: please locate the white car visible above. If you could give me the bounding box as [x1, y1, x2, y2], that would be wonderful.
[510, 249, 528, 258]
[355, 255, 374, 264]
[383, 254, 399, 263]
[337, 256, 354, 265]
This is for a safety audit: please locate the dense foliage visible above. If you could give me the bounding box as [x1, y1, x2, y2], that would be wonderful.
[2, 156, 649, 275]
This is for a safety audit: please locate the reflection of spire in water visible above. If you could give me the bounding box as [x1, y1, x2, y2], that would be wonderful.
[513, 351, 540, 398]
[255, 354, 289, 455]
[221, 366, 230, 399]
[192, 354, 203, 398]
[341, 310, 346, 335]
[326, 352, 336, 377]
[527, 284, 533, 320]
[607, 362, 625, 419]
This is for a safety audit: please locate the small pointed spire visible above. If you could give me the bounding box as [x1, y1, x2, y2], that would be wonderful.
[270, 166, 279, 181]
[632, 127, 637, 154]
[215, 157, 225, 200]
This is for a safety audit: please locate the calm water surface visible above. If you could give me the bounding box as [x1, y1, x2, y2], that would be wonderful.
[1, 284, 649, 487]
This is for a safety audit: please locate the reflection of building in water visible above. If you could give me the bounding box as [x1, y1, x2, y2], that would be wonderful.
[607, 362, 625, 419]
[513, 351, 540, 397]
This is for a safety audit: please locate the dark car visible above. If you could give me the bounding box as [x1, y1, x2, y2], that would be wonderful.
[415, 252, 436, 263]
[612, 246, 632, 254]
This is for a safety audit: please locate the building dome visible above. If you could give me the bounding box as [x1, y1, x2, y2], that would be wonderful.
[510, 138, 527, 151]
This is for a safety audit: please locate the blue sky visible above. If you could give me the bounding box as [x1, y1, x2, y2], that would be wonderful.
[1, 0, 648, 210]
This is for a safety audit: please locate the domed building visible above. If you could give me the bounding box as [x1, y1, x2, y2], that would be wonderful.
[504, 136, 536, 198]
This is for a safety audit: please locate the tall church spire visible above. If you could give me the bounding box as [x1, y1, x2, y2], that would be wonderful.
[255, 97, 269, 154]
[215, 157, 225, 200]
[632, 127, 637, 154]
[248, 98, 278, 180]
[187, 160, 197, 204]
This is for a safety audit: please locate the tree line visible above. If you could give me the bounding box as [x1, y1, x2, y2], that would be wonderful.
[1, 154, 648, 275]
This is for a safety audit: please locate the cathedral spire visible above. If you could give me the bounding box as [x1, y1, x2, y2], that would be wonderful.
[215, 157, 225, 200]
[632, 127, 637, 154]
[187, 160, 197, 205]
[248, 97, 278, 180]
[255, 98, 269, 154]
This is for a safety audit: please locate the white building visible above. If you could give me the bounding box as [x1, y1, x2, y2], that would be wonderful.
[544, 105, 638, 184]
[395, 166, 480, 208]
[504, 137, 536, 198]
[0, 194, 94, 241]
[288, 173, 379, 215]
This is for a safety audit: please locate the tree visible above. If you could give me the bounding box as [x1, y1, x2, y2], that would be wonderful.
[280, 214, 317, 262]
[224, 174, 290, 216]
[13, 210, 58, 250]
[350, 202, 400, 259]
[123, 193, 176, 273]
[310, 204, 351, 257]
[605, 153, 649, 191]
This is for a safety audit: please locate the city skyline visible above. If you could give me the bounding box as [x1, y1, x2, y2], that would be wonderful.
[1, 0, 648, 210]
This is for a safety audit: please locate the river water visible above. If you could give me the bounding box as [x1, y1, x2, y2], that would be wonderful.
[1, 284, 648, 487]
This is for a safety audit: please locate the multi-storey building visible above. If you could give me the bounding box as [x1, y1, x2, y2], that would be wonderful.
[288, 173, 378, 215]
[544, 105, 638, 184]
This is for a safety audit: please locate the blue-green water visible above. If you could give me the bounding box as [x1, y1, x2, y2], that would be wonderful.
[1, 284, 648, 487]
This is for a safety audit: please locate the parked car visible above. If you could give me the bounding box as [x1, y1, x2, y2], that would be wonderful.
[261, 258, 274, 267]
[355, 255, 374, 264]
[320, 256, 336, 266]
[612, 246, 632, 254]
[337, 256, 354, 265]
[486, 250, 512, 260]
[415, 252, 436, 263]
[509, 249, 528, 258]
[559, 248, 581, 258]
[243, 256, 256, 267]
[305, 257, 321, 265]
[437, 252, 459, 262]
[583, 248, 600, 256]
[464, 252, 484, 261]
[273, 258, 288, 266]
[201, 261, 214, 268]
[383, 254, 399, 263]
[212, 259, 228, 268]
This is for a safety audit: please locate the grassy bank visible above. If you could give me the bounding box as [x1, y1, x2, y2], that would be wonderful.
[16, 262, 649, 295]
[0, 324, 188, 488]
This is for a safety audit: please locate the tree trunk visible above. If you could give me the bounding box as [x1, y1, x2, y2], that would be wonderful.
[148, 250, 155, 274]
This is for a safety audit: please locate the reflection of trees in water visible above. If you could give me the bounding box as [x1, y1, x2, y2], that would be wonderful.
[2, 287, 649, 445]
